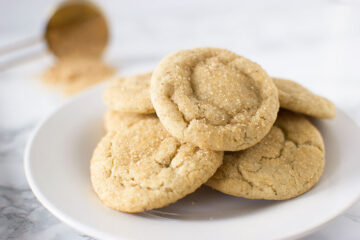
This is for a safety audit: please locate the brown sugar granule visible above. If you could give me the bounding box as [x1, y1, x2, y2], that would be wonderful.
[42, 57, 115, 95]
[41, 2, 112, 95]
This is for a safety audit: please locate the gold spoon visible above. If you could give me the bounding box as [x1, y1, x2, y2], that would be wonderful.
[0, 0, 109, 71]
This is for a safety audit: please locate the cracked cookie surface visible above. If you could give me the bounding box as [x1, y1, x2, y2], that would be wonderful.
[151, 47, 279, 151]
[206, 110, 325, 200]
[104, 72, 155, 114]
[104, 110, 156, 131]
[273, 78, 336, 119]
[91, 115, 223, 212]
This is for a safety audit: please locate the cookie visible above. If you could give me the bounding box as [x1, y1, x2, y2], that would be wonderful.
[103, 72, 155, 114]
[273, 78, 336, 119]
[206, 110, 325, 200]
[104, 110, 155, 131]
[90, 116, 223, 212]
[151, 47, 279, 151]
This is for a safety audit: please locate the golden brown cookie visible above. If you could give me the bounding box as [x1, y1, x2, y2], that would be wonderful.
[206, 110, 325, 200]
[90, 116, 223, 212]
[273, 78, 336, 119]
[151, 47, 279, 151]
[104, 110, 155, 131]
[103, 72, 155, 114]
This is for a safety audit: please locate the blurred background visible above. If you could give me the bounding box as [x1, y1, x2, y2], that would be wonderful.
[1, 0, 360, 239]
[1, 0, 360, 128]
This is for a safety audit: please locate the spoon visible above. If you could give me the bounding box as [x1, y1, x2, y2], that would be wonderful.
[0, 0, 109, 71]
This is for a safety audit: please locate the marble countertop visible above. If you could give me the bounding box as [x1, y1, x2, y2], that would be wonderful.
[1, 0, 360, 239]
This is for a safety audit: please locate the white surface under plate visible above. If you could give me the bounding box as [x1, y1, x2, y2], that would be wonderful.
[24, 84, 360, 240]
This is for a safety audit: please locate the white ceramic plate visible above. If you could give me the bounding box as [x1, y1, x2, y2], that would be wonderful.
[25, 84, 360, 240]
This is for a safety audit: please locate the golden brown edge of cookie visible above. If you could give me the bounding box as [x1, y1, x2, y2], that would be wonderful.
[272, 77, 336, 119]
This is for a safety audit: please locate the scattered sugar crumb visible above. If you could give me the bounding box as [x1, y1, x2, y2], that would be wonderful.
[42, 57, 115, 95]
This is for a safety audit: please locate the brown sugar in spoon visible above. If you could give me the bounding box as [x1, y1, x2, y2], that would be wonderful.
[0, 0, 109, 71]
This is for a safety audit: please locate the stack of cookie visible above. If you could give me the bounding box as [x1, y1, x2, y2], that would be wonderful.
[90, 47, 336, 213]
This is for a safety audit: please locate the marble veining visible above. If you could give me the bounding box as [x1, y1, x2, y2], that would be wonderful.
[0, 126, 93, 240]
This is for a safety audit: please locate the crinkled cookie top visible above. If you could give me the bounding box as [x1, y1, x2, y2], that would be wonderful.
[91, 116, 223, 212]
[151, 47, 279, 151]
[207, 110, 325, 200]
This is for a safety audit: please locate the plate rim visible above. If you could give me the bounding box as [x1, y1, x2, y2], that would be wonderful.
[24, 85, 121, 240]
[24, 85, 360, 240]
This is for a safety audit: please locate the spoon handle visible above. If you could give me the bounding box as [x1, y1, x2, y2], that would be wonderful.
[0, 36, 47, 72]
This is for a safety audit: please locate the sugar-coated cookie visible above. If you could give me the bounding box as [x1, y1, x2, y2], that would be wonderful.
[151, 47, 279, 151]
[104, 110, 155, 131]
[91, 116, 223, 212]
[104, 72, 155, 114]
[206, 110, 325, 200]
[273, 78, 336, 119]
